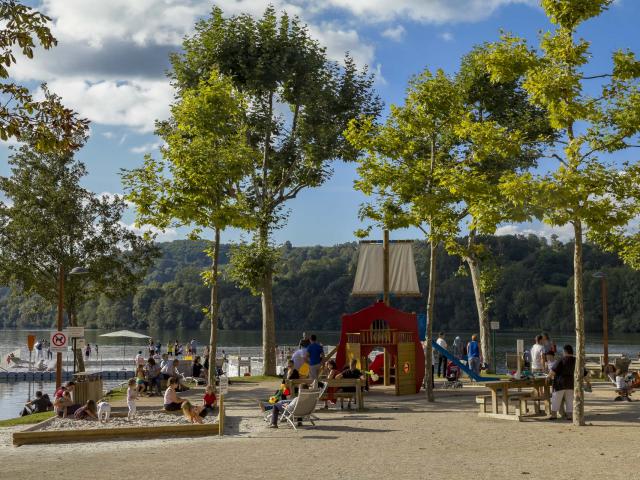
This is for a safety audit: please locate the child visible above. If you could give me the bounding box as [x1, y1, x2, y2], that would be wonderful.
[202, 384, 217, 417]
[135, 365, 147, 393]
[181, 400, 204, 424]
[127, 378, 138, 420]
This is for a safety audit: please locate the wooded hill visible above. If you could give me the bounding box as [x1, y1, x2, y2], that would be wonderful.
[1, 234, 637, 333]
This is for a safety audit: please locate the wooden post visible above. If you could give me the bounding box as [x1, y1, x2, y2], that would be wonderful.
[383, 230, 390, 306]
[218, 394, 224, 436]
[383, 348, 391, 386]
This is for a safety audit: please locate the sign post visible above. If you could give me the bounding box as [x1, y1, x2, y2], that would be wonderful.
[218, 375, 228, 436]
[27, 335, 36, 372]
[51, 331, 68, 353]
[490, 322, 499, 373]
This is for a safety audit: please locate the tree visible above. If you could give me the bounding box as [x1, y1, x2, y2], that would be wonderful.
[0, 138, 157, 371]
[122, 69, 253, 385]
[483, 0, 640, 425]
[0, 1, 88, 151]
[171, 6, 382, 374]
[346, 69, 463, 401]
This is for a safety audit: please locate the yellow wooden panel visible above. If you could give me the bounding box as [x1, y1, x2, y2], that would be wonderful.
[396, 343, 416, 395]
[345, 343, 362, 369]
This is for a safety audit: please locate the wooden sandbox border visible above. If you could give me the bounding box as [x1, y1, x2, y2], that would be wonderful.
[13, 400, 225, 446]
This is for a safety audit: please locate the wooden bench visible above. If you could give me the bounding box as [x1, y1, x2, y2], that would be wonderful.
[476, 395, 491, 413]
[286, 378, 365, 410]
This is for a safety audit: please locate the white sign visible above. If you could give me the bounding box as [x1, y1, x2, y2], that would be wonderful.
[51, 331, 67, 352]
[490, 321, 500, 330]
[74, 338, 86, 349]
[64, 327, 85, 338]
[218, 375, 229, 395]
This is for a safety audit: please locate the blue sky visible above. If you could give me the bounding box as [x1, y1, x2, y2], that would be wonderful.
[3, 0, 639, 245]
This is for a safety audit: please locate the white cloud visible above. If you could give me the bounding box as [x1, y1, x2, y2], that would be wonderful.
[120, 221, 178, 242]
[495, 222, 575, 242]
[40, 80, 172, 133]
[382, 25, 406, 42]
[439, 31, 454, 41]
[130, 142, 163, 154]
[324, 0, 537, 23]
[101, 131, 115, 140]
[308, 23, 375, 67]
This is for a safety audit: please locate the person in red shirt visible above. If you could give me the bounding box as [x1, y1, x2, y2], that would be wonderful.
[200, 384, 217, 417]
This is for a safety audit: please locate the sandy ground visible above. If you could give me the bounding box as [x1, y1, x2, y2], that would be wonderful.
[1, 379, 639, 480]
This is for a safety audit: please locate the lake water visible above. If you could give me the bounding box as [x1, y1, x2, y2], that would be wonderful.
[1, 328, 639, 420]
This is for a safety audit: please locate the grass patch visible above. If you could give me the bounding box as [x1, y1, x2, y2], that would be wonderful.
[0, 411, 54, 428]
[104, 384, 127, 401]
[228, 375, 281, 383]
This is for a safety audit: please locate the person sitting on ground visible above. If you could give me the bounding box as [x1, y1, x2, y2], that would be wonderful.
[54, 391, 75, 418]
[181, 400, 204, 424]
[192, 356, 204, 379]
[163, 378, 185, 411]
[336, 358, 364, 409]
[54, 380, 75, 400]
[530, 335, 545, 374]
[145, 357, 162, 396]
[20, 391, 52, 417]
[548, 344, 590, 420]
[202, 384, 217, 416]
[74, 399, 98, 420]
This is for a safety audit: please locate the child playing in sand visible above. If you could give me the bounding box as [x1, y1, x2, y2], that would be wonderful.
[181, 400, 204, 424]
[202, 384, 217, 416]
[127, 378, 138, 420]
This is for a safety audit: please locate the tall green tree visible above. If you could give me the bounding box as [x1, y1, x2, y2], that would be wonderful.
[171, 6, 382, 374]
[346, 69, 463, 401]
[483, 0, 640, 425]
[0, 138, 157, 371]
[122, 69, 254, 385]
[0, 1, 88, 151]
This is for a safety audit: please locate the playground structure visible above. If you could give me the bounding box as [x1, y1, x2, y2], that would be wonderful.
[336, 301, 425, 395]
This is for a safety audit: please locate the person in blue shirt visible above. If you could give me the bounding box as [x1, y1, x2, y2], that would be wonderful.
[306, 334, 324, 380]
[466, 334, 482, 376]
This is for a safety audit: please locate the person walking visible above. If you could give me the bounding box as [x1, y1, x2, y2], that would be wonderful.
[436, 332, 448, 378]
[306, 334, 324, 381]
[466, 334, 482, 377]
[548, 344, 590, 421]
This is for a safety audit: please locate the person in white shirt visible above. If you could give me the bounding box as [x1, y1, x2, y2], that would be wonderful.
[134, 351, 145, 367]
[530, 335, 545, 373]
[291, 344, 308, 370]
[436, 333, 448, 378]
[126, 378, 138, 420]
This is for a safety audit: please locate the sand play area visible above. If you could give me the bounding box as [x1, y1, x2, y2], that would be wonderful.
[1, 379, 639, 480]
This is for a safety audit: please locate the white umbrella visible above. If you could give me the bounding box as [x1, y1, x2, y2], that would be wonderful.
[99, 330, 151, 369]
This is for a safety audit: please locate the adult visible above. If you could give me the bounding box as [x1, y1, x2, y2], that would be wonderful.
[336, 358, 364, 409]
[466, 334, 482, 377]
[134, 350, 145, 368]
[74, 400, 98, 420]
[306, 334, 324, 380]
[283, 360, 300, 382]
[542, 332, 556, 371]
[548, 344, 590, 421]
[163, 378, 185, 411]
[530, 335, 545, 373]
[190, 339, 197, 355]
[54, 391, 75, 418]
[85, 343, 91, 359]
[291, 343, 308, 371]
[145, 357, 162, 396]
[452, 336, 464, 360]
[21, 391, 52, 417]
[262, 384, 309, 428]
[148, 339, 155, 356]
[299, 332, 311, 349]
[436, 332, 448, 378]
[192, 356, 204, 379]
[167, 342, 174, 357]
[35, 339, 43, 360]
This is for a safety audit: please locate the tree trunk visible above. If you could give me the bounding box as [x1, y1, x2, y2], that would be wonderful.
[425, 239, 437, 402]
[207, 227, 221, 387]
[68, 309, 85, 372]
[262, 269, 277, 375]
[573, 220, 586, 426]
[466, 255, 492, 369]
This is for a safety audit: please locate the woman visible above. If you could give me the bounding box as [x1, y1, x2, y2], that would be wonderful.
[163, 378, 185, 411]
[74, 399, 98, 420]
[542, 332, 556, 371]
[54, 391, 75, 418]
[323, 359, 340, 408]
[192, 356, 204, 379]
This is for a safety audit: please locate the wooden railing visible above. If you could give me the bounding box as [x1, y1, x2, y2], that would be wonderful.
[346, 330, 414, 345]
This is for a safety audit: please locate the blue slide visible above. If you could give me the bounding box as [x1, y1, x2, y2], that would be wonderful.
[431, 340, 499, 382]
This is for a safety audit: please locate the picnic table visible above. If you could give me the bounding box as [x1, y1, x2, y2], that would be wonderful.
[477, 377, 551, 421]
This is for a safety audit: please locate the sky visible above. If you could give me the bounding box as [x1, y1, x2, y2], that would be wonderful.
[2, 0, 639, 246]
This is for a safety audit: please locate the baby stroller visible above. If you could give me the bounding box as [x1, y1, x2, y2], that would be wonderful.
[442, 360, 463, 389]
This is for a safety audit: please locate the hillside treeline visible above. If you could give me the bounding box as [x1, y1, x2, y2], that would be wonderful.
[1, 234, 637, 333]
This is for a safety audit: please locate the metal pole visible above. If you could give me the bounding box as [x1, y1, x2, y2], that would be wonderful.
[383, 230, 390, 306]
[73, 338, 77, 374]
[492, 329, 496, 374]
[55, 264, 64, 390]
[602, 277, 609, 367]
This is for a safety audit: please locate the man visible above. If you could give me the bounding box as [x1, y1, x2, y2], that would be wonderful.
[531, 335, 545, 373]
[466, 334, 482, 377]
[299, 332, 311, 348]
[21, 391, 52, 416]
[548, 344, 589, 421]
[134, 350, 145, 368]
[306, 334, 324, 380]
[336, 358, 364, 409]
[436, 332, 448, 378]
[291, 342, 308, 371]
[262, 384, 309, 428]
